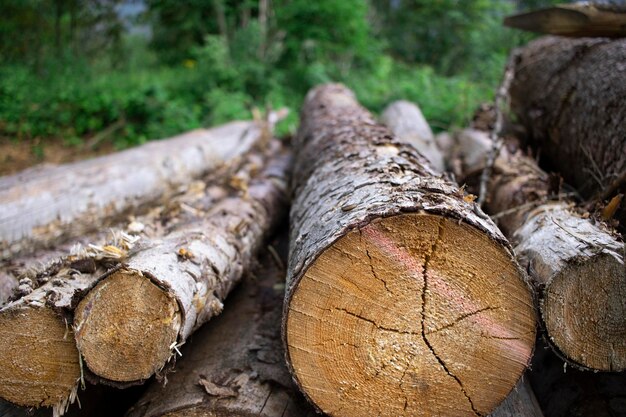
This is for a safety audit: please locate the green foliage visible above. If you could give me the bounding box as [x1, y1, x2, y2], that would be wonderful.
[0, 0, 563, 150]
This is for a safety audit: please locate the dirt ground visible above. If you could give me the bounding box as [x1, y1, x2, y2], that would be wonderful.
[0, 138, 116, 176]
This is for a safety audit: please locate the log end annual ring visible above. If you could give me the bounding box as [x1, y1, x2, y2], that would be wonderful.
[543, 252, 626, 371]
[0, 306, 80, 407]
[74, 270, 181, 382]
[286, 213, 536, 417]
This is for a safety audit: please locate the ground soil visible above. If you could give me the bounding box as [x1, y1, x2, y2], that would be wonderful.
[0, 137, 116, 176]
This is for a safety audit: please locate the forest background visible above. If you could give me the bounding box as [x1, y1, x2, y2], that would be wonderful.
[0, 0, 559, 155]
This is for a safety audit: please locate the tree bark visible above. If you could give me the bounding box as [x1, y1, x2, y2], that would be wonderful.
[0, 121, 264, 260]
[0, 139, 288, 413]
[283, 84, 536, 417]
[126, 240, 316, 417]
[510, 36, 626, 229]
[381, 100, 444, 171]
[383, 101, 544, 417]
[73, 143, 290, 385]
[448, 128, 626, 372]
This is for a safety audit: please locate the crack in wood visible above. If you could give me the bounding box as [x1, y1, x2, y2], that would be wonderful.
[334, 307, 420, 335]
[421, 218, 482, 417]
[359, 228, 392, 295]
[426, 306, 500, 335]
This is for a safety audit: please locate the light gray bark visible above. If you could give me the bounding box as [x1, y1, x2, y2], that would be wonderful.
[286, 86, 511, 298]
[381, 100, 444, 171]
[0, 121, 264, 260]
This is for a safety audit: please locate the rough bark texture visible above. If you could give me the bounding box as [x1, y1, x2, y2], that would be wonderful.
[126, 238, 316, 417]
[504, 2, 626, 37]
[381, 100, 444, 171]
[448, 128, 626, 371]
[0, 231, 111, 305]
[0, 121, 264, 260]
[383, 102, 544, 417]
[73, 142, 290, 387]
[0, 137, 286, 413]
[528, 338, 626, 417]
[283, 84, 536, 417]
[510, 36, 626, 229]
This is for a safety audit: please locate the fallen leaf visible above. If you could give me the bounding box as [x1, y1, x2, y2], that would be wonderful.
[198, 378, 238, 398]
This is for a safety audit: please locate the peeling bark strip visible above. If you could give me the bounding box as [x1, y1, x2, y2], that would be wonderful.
[0, 140, 288, 413]
[0, 120, 264, 260]
[384, 101, 543, 417]
[510, 36, 626, 228]
[126, 243, 317, 417]
[449, 128, 626, 371]
[73, 146, 290, 386]
[283, 84, 536, 417]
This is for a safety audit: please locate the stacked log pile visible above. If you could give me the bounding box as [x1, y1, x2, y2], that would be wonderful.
[1, 33, 626, 417]
[0, 120, 290, 415]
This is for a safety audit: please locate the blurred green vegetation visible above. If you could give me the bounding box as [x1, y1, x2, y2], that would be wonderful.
[0, 0, 560, 148]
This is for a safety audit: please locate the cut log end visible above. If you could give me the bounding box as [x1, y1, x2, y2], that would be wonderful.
[74, 270, 181, 382]
[0, 307, 79, 407]
[543, 252, 626, 371]
[286, 213, 536, 417]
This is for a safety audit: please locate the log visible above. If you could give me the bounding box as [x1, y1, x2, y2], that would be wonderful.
[283, 84, 536, 417]
[0, 120, 265, 260]
[73, 144, 290, 385]
[504, 2, 626, 38]
[448, 128, 626, 371]
[0, 235, 104, 305]
[528, 338, 626, 417]
[126, 240, 317, 417]
[510, 36, 626, 229]
[381, 100, 444, 171]
[0, 140, 289, 412]
[383, 101, 544, 417]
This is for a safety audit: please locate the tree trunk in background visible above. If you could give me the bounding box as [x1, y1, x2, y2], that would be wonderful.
[448, 128, 626, 372]
[0, 121, 264, 260]
[126, 239, 316, 417]
[283, 84, 536, 417]
[381, 100, 444, 171]
[0, 136, 285, 413]
[510, 36, 626, 229]
[383, 100, 543, 417]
